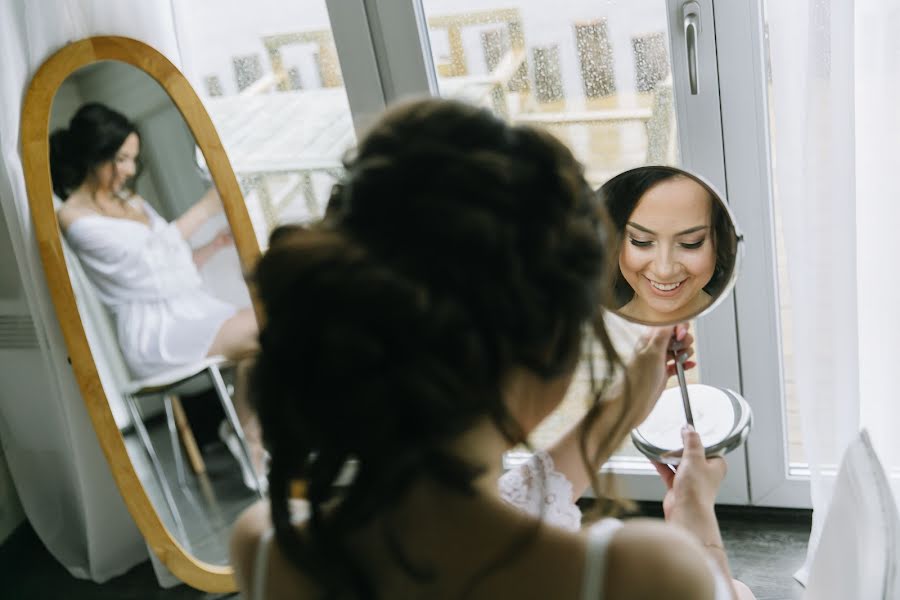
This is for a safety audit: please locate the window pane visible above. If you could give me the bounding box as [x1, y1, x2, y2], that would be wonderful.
[774, 203, 805, 466]
[422, 1, 680, 189]
[174, 0, 356, 248]
[761, 15, 806, 468]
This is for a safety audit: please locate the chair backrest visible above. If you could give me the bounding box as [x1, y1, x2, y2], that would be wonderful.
[803, 429, 899, 599]
[54, 199, 134, 428]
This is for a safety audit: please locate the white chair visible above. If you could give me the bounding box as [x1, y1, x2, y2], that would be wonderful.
[55, 207, 263, 549]
[802, 429, 900, 599]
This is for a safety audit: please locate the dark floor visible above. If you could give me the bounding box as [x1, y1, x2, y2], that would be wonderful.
[124, 413, 259, 566]
[634, 502, 809, 600]
[2, 502, 809, 599]
[722, 510, 809, 600]
[0, 520, 236, 600]
[0, 399, 258, 600]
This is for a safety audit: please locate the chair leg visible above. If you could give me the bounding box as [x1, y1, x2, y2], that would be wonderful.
[207, 365, 265, 497]
[170, 396, 206, 475]
[163, 395, 189, 490]
[124, 393, 191, 550]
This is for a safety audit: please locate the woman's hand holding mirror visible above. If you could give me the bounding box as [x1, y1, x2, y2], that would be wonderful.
[652, 426, 728, 520]
[666, 325, 696, 377]
[618, 323, 696, 430]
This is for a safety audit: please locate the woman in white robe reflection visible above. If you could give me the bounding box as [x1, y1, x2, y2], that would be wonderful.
[50, 102, 264, 489]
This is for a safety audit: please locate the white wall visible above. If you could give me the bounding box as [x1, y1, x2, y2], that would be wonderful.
[0, 202, 25, 545]
[0, 441, 24, 545]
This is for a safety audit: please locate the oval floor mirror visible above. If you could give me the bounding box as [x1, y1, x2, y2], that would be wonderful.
[21, 36, 262, 592]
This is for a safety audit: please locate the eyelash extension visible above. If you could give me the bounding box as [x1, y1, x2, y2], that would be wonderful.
[680, 239, 706, 250]
[629, 237, 653, 248]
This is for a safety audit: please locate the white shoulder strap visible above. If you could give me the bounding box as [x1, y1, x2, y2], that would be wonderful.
[581, 518, 623, 600]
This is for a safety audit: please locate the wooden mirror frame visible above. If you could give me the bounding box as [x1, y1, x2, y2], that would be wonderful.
[20, 36, 260, 592]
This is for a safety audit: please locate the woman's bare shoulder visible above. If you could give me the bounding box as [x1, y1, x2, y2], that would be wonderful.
[230, 500, 273, 592]
[56, 196, 96, 230]
[601, 518, 718, 600]
[230, 498, 316, 599]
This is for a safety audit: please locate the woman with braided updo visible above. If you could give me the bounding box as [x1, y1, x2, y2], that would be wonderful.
[231, 99, 754, 600]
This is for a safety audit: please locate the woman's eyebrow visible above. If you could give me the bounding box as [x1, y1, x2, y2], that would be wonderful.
[626, 221, 709, 236]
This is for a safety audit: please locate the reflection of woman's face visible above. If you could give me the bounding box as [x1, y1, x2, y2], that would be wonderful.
[618, 176, 716, 321]
[94, 132, 139, 194]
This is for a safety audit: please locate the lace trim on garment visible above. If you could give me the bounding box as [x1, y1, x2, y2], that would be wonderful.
[498, 449, 582, 531]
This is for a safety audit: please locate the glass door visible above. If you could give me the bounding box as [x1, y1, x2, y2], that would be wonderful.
[330, 0, 748, 503]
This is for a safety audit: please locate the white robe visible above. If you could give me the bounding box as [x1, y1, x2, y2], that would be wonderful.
[63, 201, 237, 379]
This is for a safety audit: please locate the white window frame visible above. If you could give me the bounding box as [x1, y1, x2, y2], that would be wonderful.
[325, 0, 809, 507]
[324, 0, 391, 131]
[712, 0, 811, 508]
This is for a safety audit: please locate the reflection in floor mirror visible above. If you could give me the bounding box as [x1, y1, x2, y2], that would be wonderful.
[48, 57, 263, 569]
[19, 35, 261, 593]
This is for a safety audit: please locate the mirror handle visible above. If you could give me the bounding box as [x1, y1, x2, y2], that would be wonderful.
[674, 350, 695, 427]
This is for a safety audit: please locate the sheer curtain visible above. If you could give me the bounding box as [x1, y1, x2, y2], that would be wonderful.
[0, 0, 183, 583]
[767, 0, 900, 584]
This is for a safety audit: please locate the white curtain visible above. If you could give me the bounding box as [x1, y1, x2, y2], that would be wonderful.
[0, 0, 183, 583]
[768, 0, 900, 584]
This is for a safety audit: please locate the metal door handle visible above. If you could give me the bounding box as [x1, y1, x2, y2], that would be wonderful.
[683, 1, 701, 95]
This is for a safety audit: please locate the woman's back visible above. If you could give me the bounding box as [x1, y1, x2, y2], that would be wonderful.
[232, 488, 722, 600]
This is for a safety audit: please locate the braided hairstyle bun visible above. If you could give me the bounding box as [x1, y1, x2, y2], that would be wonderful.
[49, 102, 139, 199]
[252, 98, 613, 597]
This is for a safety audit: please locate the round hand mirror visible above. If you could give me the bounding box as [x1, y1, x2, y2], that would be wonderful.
[596, 165, 751, 463]
[598, 165, 742, 327]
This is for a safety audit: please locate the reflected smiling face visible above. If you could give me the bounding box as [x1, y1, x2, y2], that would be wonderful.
[93, 132, 140, 195]
[618, 176, 716, 322]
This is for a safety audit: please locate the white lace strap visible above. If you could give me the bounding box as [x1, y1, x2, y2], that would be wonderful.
[498, 449, 582, 531]
[581, 518, 623, 600]
[252, 528, 275, 600]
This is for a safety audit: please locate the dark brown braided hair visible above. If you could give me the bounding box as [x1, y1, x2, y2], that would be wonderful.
[49, 102, 142, 200]
[251, 98, 628, 598]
